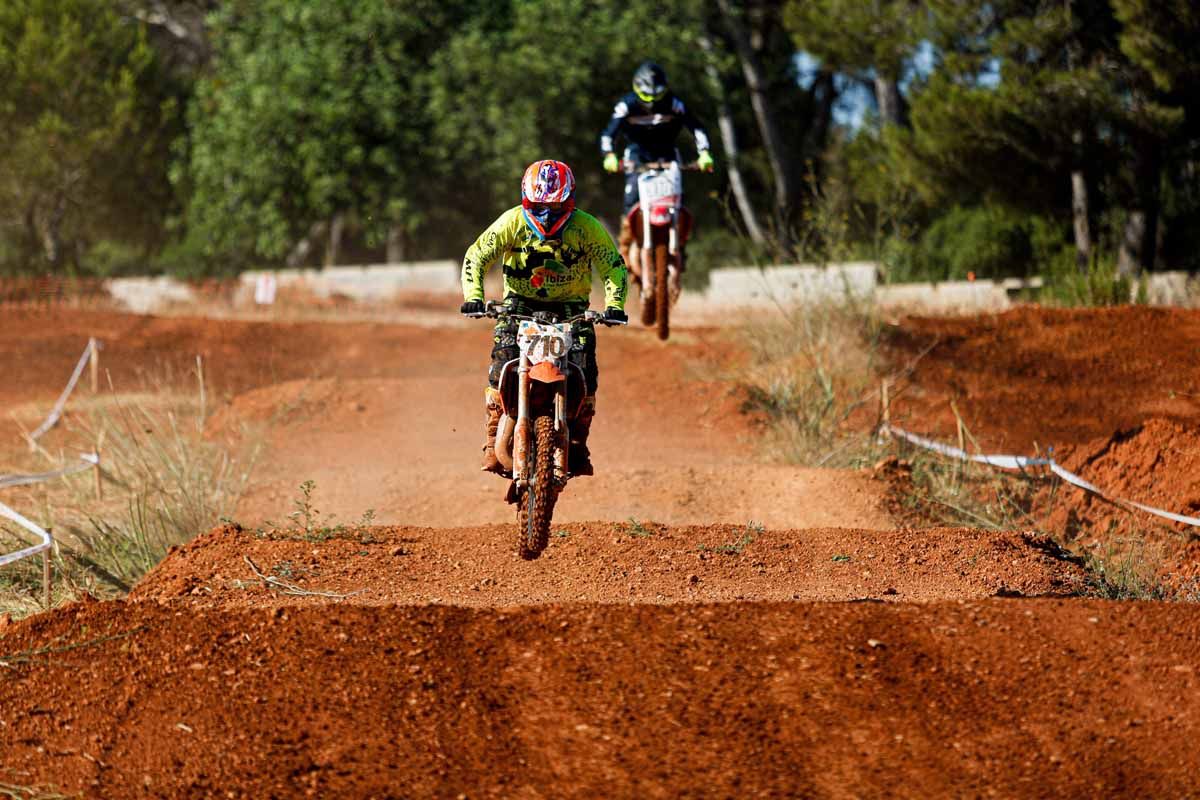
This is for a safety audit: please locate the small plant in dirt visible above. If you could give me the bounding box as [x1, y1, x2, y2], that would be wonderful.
[1075, 537, 1200, 602]
[624, 518, 655, 538]
[284, 480, 350, 541]
[832, 554, 852, 563]
[270, 560, 314, 581]
[699, 522, 764, 555]
[553, 529, 570, 538]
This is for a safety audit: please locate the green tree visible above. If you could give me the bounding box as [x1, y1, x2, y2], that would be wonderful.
[179, 0, 471, 271]
[426, 0, 719, 226]
[0, 0, 177, 273]
[784, 0, 925, 127]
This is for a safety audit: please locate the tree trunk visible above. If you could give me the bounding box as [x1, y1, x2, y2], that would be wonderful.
[873, 74, 903, 127]
[286, 220, 327, 268]
[387, 224, 406, 263]
[1117, 133, 1162, 277]
[1070, 129, 1091, 272]
[715, 0, 797, 247]
[697, 35, 766, 247]
[324, 212, 345, 268]
[1117, 210, 1145, 278]
[804, 70, 837, 161]
[1071, 169, 1091, 272]
[40, 197, 67, 269]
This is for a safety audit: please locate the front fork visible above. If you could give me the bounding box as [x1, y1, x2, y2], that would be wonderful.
[640, 210, 681, 301]
[512, 354, 569, 488]
[513, 353, 530, 485]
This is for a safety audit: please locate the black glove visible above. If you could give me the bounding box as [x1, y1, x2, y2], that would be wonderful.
[602, 307, 628, 325]
[460, 299, 485, 316]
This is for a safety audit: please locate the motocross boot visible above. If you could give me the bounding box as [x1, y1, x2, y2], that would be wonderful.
[481, 387, 505, 474]
[618, 217, 637, 287]
[568, 395, 596, 476]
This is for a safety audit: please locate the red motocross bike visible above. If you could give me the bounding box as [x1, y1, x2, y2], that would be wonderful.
[621, 159, 699, 341]
[468, 301, 624, 559]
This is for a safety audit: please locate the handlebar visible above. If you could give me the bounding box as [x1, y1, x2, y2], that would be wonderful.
[619, 159, 701, 173]
[465, 300, 627, 326]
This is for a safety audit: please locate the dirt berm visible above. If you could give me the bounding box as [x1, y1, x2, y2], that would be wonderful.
[2, 597, 1199, 797]
[128, 522, 1084, 607]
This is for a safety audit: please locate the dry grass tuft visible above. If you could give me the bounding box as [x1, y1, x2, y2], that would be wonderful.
[733, 298, 886, 467]
[0, 367, 259, 617]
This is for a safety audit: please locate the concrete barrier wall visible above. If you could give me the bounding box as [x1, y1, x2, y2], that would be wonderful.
[238, 261, 460, 302]
[105, 263, 1197, 315]
[107, 276, 198, 314]
[701, 262, 877, 304]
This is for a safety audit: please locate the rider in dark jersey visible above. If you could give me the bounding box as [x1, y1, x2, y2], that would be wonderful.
[599, 61, 714, 264]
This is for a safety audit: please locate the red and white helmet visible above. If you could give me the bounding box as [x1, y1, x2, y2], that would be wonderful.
[521, 160, 576, 239]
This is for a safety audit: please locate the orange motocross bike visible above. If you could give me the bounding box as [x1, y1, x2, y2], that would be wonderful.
[621, 159, 699, 341]
[468, 300, 625, 559]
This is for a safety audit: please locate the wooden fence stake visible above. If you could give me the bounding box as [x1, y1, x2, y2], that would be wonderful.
[93, 430, 105, 501]
[42, 549, 51, 610]
[89, 338, 99, 393]
[951, 400, 966, 484]
[881, 379, 891, 432]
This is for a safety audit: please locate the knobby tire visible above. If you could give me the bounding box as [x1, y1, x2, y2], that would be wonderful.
[517, 414, 557, 560]
[639, 245, 656, 327]
[654, 243, 670, 341]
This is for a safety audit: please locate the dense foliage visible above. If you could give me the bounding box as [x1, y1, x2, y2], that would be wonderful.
[0, 0, 1196, 280]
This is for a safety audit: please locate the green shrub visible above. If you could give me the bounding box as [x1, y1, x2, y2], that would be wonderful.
[1041, 249, 1133, 306]
[914, 205, 1040, 281]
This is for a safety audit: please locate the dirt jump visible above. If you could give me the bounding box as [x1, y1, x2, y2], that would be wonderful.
[3, 303, 1200, 797]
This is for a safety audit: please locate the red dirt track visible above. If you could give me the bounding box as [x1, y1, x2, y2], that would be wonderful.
[3, 303, 1200, 796]
[3, 598, 1200, 798]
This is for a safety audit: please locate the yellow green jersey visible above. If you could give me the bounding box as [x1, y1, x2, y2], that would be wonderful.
[461, 207, 628, 310]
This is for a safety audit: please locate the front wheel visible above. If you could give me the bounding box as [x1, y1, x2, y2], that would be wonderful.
[517, 414, 558, 560]
[654, 243, 670, 341]
[639, 244, 656, 327]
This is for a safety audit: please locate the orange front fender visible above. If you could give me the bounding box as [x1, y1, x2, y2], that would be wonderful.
[529, 361, 566, 383]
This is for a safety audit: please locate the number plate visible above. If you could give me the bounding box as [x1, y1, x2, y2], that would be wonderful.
[517, 320, 572, 365]
[637, 163, 683, 206]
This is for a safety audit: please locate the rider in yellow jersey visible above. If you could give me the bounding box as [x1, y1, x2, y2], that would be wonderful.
[461, 160, 628, 476]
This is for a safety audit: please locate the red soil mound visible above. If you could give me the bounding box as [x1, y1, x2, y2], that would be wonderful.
[1035, 418, 1200, 539]
[129, 523, 1084, 607]
[889, 305, 1200, 451]
[3, 597, 1199, 798]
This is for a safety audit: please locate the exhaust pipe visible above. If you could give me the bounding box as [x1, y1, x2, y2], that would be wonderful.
[494, 414, 515, 471]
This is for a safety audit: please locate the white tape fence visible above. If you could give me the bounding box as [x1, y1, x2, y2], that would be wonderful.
[0, 454, 99, 489]
[0, 501, 53, 568]
[28, 337, 99, 443]
[882, 423, 1200, 529]
[2, 338, 104, 609]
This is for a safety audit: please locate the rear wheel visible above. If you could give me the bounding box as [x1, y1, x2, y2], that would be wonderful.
[654, 243, 670, 341]
[517, 414, 558, 560]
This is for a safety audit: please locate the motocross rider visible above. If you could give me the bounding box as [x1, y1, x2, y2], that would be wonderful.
[461, 159, 628, 477]
[600, 61, 715, 270]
